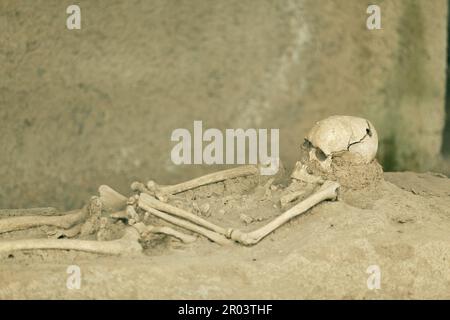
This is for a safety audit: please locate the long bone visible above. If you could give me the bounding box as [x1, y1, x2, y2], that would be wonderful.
[132, 222, 197, 244]
[0, 227, 142, 256]
[133, 165, 259, 198]
[228, 181, 340, 245]
[110, 210, 197, 243]
[138, 200, 232, 245]
[0, 207, 58, 217]
[139, 193, 228, 235]
[0, 209, 87, 234]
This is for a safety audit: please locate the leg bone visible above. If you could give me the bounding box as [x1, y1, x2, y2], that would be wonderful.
[139, 193, 228, 235]
[0, 227, 142, 256]
[133, 222, 197, 243]
[0, 209, 87, 235]
[139, 204, 232, 245]
[0, 207, 58, 217]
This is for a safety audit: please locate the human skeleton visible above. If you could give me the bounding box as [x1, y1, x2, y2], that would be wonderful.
[0, 116, 378, 256]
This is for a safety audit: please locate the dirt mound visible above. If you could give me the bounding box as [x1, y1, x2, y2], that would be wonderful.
[0, 172, 450, 299]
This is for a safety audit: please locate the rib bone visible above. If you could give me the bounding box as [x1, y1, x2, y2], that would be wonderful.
[228, 181, 340, 245]
[0, 227, 142, 256]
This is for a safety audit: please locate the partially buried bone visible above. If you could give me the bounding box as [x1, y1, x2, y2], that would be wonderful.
[0, 207, 58, 217]
[0, 227, 142, 256]
[47, 224, 83, 239]
[110, 210, 197, 243]
[138, 193, 228, 236]
[133, 222, 197, 243]
[126, 205, 141, 225]
[228, 181, 340, 245]
[290, 162, 324, 184]
[132, 165, 259, 199]
[138, 200, 232, 245]
[98, 185, 128, 212]
[110, 210, 128, 220]
[79, 197, 103, 237]
[0, 209, 87, 234]
[279, 190, 306, 208]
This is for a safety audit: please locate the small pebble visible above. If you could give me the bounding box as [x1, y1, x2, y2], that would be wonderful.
[240, 213, 254, 225]
[200, 203, 211, 216]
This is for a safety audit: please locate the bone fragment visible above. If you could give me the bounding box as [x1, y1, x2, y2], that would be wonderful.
[98, 185, 128, 212]
[110, 210, 128, 220]
[47, 224, 83, 239]
[291, 162, 324, 184]
[280, 190, 306, 208]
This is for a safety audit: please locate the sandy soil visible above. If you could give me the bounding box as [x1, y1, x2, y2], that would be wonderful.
[0, 170, 450, 299]
[2, 0, 448, 211]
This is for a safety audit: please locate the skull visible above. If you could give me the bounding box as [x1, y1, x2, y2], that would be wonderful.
[301, 115, 378, 172]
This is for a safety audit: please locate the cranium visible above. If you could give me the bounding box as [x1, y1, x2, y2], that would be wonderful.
[302, 115, 378, 172]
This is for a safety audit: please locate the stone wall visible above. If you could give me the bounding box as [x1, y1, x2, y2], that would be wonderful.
[0, 0, 447, 209]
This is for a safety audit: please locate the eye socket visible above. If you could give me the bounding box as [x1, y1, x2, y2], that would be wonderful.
[302, 139, 313, 149]
[315, 148, 327, 161]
